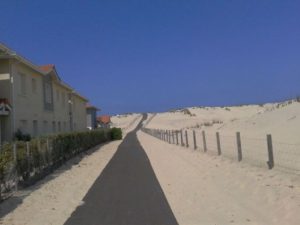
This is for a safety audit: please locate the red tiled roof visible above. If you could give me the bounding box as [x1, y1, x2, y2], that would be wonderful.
[39, 64, 55, 72]
[97, 115, 111, 124]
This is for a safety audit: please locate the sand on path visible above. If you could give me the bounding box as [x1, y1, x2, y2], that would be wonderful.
[0, 116, 142, 225]
[137, 131, 300, 225]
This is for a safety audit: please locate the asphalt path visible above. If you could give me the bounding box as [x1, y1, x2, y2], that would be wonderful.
[64, 114, 178, 225]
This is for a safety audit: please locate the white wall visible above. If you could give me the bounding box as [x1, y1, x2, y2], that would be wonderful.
[11, 61, 87, 138]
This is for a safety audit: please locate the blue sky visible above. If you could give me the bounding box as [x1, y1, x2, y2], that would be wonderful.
[1, 0, 300, 114]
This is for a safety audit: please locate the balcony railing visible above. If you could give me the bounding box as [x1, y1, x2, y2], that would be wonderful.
[0, 98, 11, 115]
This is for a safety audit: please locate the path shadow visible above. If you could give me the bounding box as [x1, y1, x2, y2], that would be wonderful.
[0, 141, 113, 218]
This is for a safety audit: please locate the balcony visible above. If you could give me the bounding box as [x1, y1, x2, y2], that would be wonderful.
[0, 98, 11, 116]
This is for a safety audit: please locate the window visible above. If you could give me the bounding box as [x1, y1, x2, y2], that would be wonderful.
[52, 121, 56, 133]
[32, 78, 37, 94]
[56, 89, 60, 102]
[62, 92, 66, 107]
[45, 83, 52, 104]
[20, 120, 28, 133]
[43, 121, 48, 134]
[63, 121, 67, 131]
[33, 120, 38, 137]
[19, 73, 27, 95]
[58, 121, 61, 133]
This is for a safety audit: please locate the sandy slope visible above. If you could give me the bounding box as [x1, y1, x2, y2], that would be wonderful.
[145, 101, 300, 173]
[146, 100, 300, 143]
[138, 131, 300, 225]
[111, 113, 142, 132]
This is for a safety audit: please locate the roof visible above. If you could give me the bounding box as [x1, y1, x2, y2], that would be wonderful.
[0, 43, 89, 102]
[0, 43, 48, 75]
[97, 115, 111, 124]
[39, 64, 55, 72]
[86, 103, 100, 111]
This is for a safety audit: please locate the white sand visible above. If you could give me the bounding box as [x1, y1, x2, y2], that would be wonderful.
[146, 100, 300, 173]
[147, 100, 300, 144]
[138, 131, 300, 225]
[111, 113, 142, 133]
[0, 115, 142, 225]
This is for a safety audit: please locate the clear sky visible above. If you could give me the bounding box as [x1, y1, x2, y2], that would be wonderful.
[1, 0, 299, 114]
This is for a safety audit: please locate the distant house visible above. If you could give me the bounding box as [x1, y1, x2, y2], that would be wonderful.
[86, 103, 100, 130]
[0, 43, 88, 144]
[97, 115, 111, 129]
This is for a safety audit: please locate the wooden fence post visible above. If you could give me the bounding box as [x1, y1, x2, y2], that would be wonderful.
[185, 130, 189, 148]
[180, 130, 184, 146]
[236, 132, 242, 161]
[46, 138, 50, 151]
[176, 131, 179, 145]
[172, 131, 175, 144]
[267, 134, 274, 169]
[13, 143, 18, 191]
[165, 130, 167, 142]
[26, 142, 30, 171]
[193, 130, 197, 150]
[216, 132, 221, 155]
[166, 130, 168, 143]
[202, 130, 207, 152]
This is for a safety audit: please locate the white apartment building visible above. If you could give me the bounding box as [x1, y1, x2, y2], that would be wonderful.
[0, 43, 88, 144]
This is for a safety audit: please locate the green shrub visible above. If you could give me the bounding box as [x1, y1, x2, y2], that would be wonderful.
[15, 141, 30, 181]
[0, 144, 13, 185]
[0, 129, 115, 195]
[110, 128, 122, 140]
[14, 129, 31, 141]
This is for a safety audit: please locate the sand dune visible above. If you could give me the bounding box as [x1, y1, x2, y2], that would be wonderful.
[146, 100, 300, 174]
[146, 99, 300, 143]
[111, 113, 142, 135]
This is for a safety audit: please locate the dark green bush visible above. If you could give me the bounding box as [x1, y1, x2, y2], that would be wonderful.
[50, 130, 109, 164]
[14, 129, 31, 141]
[15, 142, 28, 180]
[0, 129, 114, 193]
[110, 128, 122, 140]
[0, 144, 13, 185]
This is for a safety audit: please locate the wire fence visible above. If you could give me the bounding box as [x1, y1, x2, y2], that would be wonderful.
[141, 128, 300, 175]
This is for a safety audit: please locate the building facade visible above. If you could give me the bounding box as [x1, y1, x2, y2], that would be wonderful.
[0, 44, 88, 144]
[86, 104, 99, 130]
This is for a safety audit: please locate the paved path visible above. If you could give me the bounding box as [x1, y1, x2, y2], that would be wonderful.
[64, 114, 178, 225]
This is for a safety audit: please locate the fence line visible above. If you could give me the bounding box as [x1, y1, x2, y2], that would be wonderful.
[0, 129, 113, 201]
[141, 127, 300, 175]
